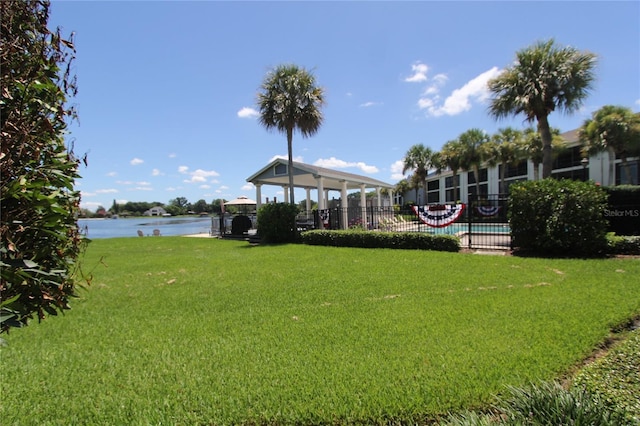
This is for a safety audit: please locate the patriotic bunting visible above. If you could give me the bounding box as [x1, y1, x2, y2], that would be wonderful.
[411, 204, 465, 228]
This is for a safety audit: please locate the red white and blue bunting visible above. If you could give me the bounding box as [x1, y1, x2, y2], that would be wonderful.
[476, 206, 501, 217]
[411, 204, 465, 228]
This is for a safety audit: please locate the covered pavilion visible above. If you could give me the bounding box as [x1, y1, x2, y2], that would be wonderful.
[246, 158, 396, 229]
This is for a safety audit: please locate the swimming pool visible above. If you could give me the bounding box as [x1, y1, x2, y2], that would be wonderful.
[424, 222, 510, 235]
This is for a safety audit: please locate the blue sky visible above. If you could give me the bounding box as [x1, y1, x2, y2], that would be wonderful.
[49, 1, 640, 211]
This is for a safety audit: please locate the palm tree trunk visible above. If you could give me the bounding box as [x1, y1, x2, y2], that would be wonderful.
[608, 147, 616, 186]
[452, 171, 458, 202]
[500, 161, 506, 194]
[287, 127, 295, 205]
[538, 115, 553, 179]
[473, 166, 480, 198]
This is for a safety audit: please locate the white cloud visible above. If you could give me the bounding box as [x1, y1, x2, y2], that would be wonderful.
[95, 188, 119, 194]
[237, 107, 259, 118]
[106, 171, 117, 177]
[636, 98, 640, 106]
[152, 168, 162, 176]
[313, 157, 379, 174]
[130, 157, 144, 166]
[182, 168, 220, 184]
[133, 186, 152, 191]
[405, 62, 428, 83]
[269, 154, 304, 163]
[116, 180, 134, 185]
[199, 184, 211, 189]
[420, 67, 502, 117]
[359, 101, 383, 108]
[241, 183, 255, 191]
[390, 160, 406, 181]
[137, 181, 151, 186]
[168, 153, 176, 158]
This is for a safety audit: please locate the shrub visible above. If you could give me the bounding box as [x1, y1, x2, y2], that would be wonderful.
[508, 179, 609, 257]
[300, 230, 460, 252]
[607, 234, 640, 255]
[256, 203, 299, 244]
[1, 0, 87, 332]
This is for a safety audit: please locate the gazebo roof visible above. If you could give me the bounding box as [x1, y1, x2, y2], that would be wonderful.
[246, 158, 395, 191]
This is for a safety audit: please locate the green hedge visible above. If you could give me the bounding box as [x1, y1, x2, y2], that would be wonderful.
[607, 234, 640, 255]
[508, 179, 609, 257]
[300, 230, 460, 252]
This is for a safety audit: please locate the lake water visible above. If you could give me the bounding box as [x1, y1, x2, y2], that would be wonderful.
[78, 216, 213, 239]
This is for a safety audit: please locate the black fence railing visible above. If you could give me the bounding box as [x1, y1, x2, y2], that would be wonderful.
[303, 195, 512, 250]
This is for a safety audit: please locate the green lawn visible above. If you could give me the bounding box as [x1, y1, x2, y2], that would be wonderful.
[1, 237, 639, 425]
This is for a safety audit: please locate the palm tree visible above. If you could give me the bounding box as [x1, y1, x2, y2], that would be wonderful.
[394, 178, 411, 206]
[257, 64, 325, 204]
[438, 140, 464, 202]
[579, 105, 640, 185]
[482, 127, 524, 194]
[402, 144, 434, 205]
[457, 129, 489, 197]
[488, 39, 597, 179]
[522, 127, 565, 181]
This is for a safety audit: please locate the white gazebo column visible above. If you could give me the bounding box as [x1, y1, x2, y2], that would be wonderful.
[283, 186, 289, 204]
[316, 176, 325, 210]
[341, 181, 348, 230]
[376, 187, 382, 208]
[255, 184, 262, 211]
[305, 188, 311, 217]
[360, 184, 367, 229]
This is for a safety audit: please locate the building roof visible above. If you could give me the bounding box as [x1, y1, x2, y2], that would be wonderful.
[246, 158, 395, 191]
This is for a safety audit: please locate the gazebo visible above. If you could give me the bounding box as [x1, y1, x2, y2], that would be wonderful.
[246, 158, 396, 229]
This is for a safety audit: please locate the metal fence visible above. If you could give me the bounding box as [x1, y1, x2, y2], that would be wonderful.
[303, 194, 512, 250]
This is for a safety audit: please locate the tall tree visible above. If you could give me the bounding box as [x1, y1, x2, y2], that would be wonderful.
[579, 105, 640, 185]
[1, 0, 86, 332]
[402, 144, 434, 205]
[457, 129, 489, 197]
[257, 65, 325, 205]
[488, 39, 597, 178]
[483, 127, 524, 194]
[438, 139, 464, 202]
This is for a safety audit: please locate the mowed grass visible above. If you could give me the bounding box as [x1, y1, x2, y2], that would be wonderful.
[1, 238, 639, 425]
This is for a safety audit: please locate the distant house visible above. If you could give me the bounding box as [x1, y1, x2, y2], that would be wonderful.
[143, 206, 167, 216]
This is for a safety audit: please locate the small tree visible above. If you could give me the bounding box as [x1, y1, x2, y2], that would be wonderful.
[1, 0, 87, 332]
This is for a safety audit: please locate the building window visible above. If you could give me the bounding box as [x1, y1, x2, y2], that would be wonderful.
[500, 160, 528, 179]
[427, 179, 440, 204]
[553, 146, 583, 170]
[616, 160, 639, 185]
[467, 168, 488, 184]
[274, 163, 287, 176]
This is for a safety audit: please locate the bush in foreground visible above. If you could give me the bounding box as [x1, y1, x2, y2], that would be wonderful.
[256, 202, 298, 243]
[1, 0, 86, 333]
[300, 229, 460, 252]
